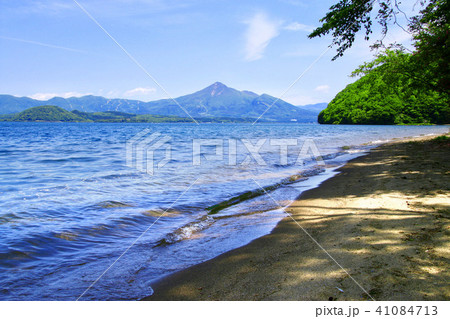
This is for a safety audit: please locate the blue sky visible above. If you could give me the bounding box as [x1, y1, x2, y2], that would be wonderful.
[0, 0, 414, 105]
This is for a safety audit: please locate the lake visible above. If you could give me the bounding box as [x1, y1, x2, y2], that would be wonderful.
[0, 122, 447, 300]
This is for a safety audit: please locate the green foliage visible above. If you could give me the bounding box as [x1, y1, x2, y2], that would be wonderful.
[318, 50, 449, 125]
[0, 113, 16, 120]
[308, 0, 375, 60]
[71, 110, 194, 123]
[410, 0, 450, 96]
[134, 114, 195, 123]
[11, 105, 89, 122]
[433, 134, 449, 142]
[308, 1, 443, 59]
[312, 0, 449, 125]
[310, 0, 449, 99]
[307, 0, 427, 60]
[72, 110, 135, 122]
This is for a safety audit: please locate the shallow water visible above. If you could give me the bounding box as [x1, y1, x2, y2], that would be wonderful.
[0, 122, 447, 300]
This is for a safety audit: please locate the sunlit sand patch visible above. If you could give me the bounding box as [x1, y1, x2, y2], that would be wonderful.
[367, 239, 398, 245]
[420, 266, 441, 275]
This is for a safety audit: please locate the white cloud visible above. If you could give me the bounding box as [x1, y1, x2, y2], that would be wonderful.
[314, 85, 330, 93]
[283, 22, 314, 32]
[29, 92, 90, 100]
[123, 87, 157, 98]
[244, 12, 280, 61]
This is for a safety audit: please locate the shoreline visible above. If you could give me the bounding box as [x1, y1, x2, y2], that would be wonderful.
[144, 135, 449, 301]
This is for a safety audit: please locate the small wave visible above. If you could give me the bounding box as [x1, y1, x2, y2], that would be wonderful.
[0, 212, 23, 225]
[154, 216, 215, 246]
[213, 208, 282, 220]
[54, 231, 78, 241]
[315, 151, 347, 162]
[273, 163, 295, 168]
[142, 209, 181, 218]
[38, 158, 69, 164]
[369, 139, 391, 145]
[0, 150, 14, 155]
[0, 212, 35, 225]
[99, 173, 142, 180]
[0, 249, 34, 265]
[207, 166, 325, 214]
[92, 201, 133, 209]
[55, 223, 114, 241]
[297, 166, 327, 177]
[346, 148, 368, 154]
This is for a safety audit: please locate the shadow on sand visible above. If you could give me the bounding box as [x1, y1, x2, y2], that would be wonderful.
[145, 136, 449, 301]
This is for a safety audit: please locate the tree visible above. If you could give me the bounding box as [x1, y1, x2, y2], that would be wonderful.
[318, 49, 449, 124]
[308, 0, 422, 60]
[310, 0, 449, 107]
[409, 0, 450, 96]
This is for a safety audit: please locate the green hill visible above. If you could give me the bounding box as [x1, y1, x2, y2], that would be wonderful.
[12, 105, 89, 122]
[318, 51, 449, 125]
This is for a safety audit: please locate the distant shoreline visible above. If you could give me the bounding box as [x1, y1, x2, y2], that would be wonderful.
[144, 134, 449, 301]
[0, 84, 325, 123]
[0, 105, 316, 124]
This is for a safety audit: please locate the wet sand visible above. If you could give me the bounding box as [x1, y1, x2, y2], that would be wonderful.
[144, 135, 449, 301]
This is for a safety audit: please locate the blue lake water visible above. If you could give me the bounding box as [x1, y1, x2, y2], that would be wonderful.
[0, 122, 447, 300]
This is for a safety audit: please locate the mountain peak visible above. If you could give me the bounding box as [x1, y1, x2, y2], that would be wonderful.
[204, 82, 229, 97]
[211, 81, 227, 88]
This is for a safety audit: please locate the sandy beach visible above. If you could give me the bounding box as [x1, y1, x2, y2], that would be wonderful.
[144, 135, 449, 301]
